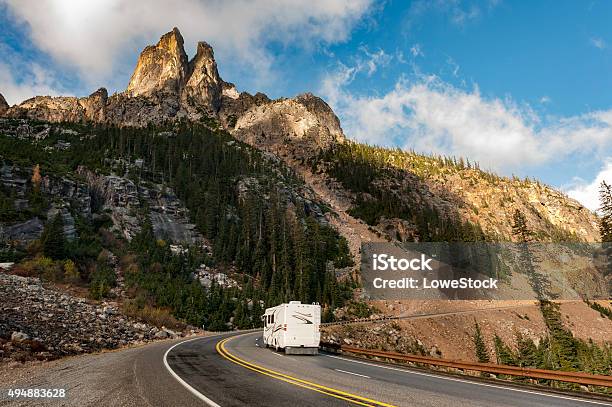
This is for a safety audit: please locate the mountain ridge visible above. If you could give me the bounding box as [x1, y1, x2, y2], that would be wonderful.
[0, 27, 601, 249]
[0, 27, 344, 156]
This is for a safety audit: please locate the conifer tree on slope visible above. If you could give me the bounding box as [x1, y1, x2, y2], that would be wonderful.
[41, 213, 65, 260]
[599, 181, 612, 243]
[598, 180, 612, 294]
[472, 320, 490, 363]
[512, 209, 551, 299]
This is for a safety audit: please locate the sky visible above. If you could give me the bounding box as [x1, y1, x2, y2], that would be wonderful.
[1, 0, 611, 211]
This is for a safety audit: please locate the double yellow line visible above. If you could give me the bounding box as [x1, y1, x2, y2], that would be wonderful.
[216, 335, 396, 407]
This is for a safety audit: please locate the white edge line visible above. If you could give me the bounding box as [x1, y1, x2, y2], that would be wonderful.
[324, 355, 612, 406]
[334, 369, 370, 379]
[163, 335, 223, 407]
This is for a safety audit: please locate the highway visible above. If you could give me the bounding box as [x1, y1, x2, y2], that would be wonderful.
[166, 331, 612, 407]
[2, 331, 610, 406]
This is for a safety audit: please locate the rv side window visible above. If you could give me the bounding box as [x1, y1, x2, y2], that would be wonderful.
[271, 314, 274, 324]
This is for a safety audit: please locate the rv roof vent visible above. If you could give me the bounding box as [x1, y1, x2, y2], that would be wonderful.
[289, 301, 301, 304]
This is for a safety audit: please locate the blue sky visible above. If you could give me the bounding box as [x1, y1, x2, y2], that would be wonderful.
[1, 0, 611, 210]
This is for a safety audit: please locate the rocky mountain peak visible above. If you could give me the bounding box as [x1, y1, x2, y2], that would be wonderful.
[2, 27, 346, 151]
[193, 40, 215, 62]
[89, 87, 108, 100]
[0, 93, 8, 113]
[227, 91, 345, 157]
[294, 93, 344, 142]
[126, 27, 189, 97]
[182, 40, 223, 114]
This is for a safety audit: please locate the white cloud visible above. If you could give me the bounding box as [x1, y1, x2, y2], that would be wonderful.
[539, 95, 551, 104]
[0, 62, 67, 105]
[566, 159, 612, 212]
[320, 65, 612, 173]
[410, 44, 424, 57]
[3, 0, 373, 88]
[446, 56, 460, 76]
[590, 37, 607, 50]
[358, 47, 393, 76]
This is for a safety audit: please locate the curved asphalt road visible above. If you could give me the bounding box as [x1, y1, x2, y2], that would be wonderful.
[166, 331, 612, 407]
[2, 332, 610, 406]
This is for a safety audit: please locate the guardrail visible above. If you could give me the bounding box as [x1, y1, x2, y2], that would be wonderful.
[320, 342, 612, 388]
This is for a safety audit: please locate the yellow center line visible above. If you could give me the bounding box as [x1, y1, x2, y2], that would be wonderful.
[216, 335, 397, 407]
[216, 339, 378, 406]
[216, 341, 375, 406]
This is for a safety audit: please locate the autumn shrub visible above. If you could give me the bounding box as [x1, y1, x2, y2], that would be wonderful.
[121, 300, 185, 330]
[13, 256, 62, 281]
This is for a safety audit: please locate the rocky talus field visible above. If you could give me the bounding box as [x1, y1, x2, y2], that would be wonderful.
[0, 273, 193, 366]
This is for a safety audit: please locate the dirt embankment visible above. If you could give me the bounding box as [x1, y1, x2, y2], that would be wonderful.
[323, 300, 612, 362]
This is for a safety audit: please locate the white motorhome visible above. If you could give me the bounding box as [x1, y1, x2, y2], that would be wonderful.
[262, 301, 321, 355]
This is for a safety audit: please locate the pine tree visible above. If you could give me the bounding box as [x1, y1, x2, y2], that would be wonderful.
[599, 181, 612, 288]
[512, 209, 532, 243]
[539, 301, 580, 370]
[515, 333, 541, 368]
[599, 181, 612, 242]
[493, 334, 517, 365]
[512, 209, 551, 300]
[41, 213, 65, 260]
[473, 320, 490, 363]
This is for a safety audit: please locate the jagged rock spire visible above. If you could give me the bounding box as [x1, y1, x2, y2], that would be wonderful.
[126, 27, 189, 97]
[182, 41, 223, 114]
[0, 93, 8, 112]
[0, 27, 347, 148]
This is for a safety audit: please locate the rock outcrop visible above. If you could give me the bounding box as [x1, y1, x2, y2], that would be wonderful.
[0, 93, 8, 113]
[7, 88, 108, 123]
[1, 27, 345, 155]
[80, 87, 108, 122]
[181, 41, 223, 116]
[228, 93, 344, 154]
[126, 27, 189, 98]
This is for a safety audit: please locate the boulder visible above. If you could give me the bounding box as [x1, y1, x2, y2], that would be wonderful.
[11, 331, 29, 342]
[154, 330, 169, 339]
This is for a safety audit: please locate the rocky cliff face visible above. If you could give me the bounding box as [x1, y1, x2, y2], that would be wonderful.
[227, 93, 344, 154]
[1, 28, 344, 154]
[0, 93, 8, 113]
[401, 167, 600, 242]
[181, 41, 223, 116]
[126, 27, 189, 98]
[6, 88, 107, 123]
